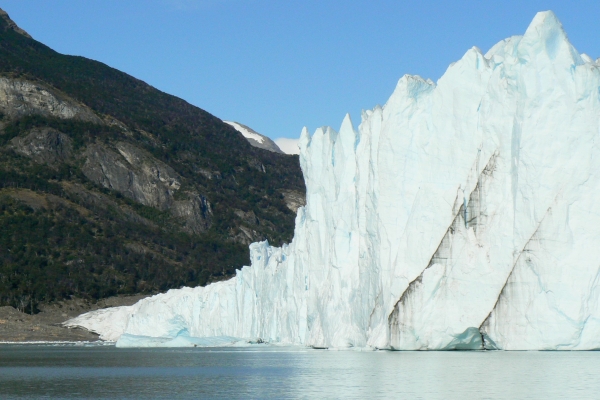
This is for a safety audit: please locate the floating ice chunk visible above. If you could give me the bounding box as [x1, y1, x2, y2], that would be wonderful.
[116, 333, 241, 348]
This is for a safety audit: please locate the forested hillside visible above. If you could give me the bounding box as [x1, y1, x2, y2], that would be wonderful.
[0, 9, 305, 313]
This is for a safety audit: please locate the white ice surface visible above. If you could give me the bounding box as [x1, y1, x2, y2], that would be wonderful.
[67, 11, 600, 350]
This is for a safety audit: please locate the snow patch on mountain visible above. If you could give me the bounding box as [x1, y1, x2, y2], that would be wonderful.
[224, 121, 284, 154]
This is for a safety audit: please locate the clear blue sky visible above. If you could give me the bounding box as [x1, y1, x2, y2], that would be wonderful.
[2, 0, 599, 140]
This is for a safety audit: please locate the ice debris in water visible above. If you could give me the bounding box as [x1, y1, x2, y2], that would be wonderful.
[67, 11, 600, 350]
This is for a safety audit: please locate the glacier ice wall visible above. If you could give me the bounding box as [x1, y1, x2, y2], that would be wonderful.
[67, 11, 600, 350]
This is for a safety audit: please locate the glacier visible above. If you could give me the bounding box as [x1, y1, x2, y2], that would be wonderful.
[66, 11, 600, 350]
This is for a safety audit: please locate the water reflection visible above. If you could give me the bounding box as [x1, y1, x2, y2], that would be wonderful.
[0, 345, 599, 399]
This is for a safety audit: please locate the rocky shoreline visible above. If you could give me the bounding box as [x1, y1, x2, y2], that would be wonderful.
[0, 295, 146, 342]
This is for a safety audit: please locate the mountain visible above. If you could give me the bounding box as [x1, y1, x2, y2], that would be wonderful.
[223, 120, 300, 156]
[223, 121, 284, 154]
[0, 9, 305, 313]
[68, 11, 600, 350]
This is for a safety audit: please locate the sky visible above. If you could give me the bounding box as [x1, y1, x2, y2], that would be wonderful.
[2, 0, 599, 143]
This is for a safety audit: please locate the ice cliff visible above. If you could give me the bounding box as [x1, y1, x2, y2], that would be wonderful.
[67, 11, 600, 350]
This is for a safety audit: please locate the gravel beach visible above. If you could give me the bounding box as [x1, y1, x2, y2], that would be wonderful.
[0, 295, 147, 342]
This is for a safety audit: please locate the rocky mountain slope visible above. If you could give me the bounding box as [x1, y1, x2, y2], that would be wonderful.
[0, 9, 305, 314]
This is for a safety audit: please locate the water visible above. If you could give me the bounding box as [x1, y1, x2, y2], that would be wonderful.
[1, 345, 600, 399]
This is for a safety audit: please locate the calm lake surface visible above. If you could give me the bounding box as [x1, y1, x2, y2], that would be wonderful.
[1, 344, 599, 399]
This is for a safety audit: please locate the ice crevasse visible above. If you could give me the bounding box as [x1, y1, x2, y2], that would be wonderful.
[67, 11, 600, 350]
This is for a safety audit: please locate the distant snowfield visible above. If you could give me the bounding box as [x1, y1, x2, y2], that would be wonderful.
[224, 121, 284, 153]
[68, 11, 600, 350]
[225, 119, 300, 155]
[224, 121, 264, 143]
[274, 138, 300, 155]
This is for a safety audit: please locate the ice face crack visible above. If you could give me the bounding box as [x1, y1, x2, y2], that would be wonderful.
[388, 152, 499, 350]
[479, 207, 553, 349]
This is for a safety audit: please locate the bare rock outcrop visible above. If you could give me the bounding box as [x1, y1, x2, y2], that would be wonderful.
[82, 142, 180, 210]
[10, 127, 73, 165]
[172, 193, 213, 235]
[0, 77, 101, 122]
[82, 141, 212, 232]
[0, 9, 31, 38]
[280, 189, 305, 213]
[232, 225, 262, 245]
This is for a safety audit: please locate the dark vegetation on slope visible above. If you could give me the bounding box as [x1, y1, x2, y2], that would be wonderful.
[0, 11, 305, 313]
